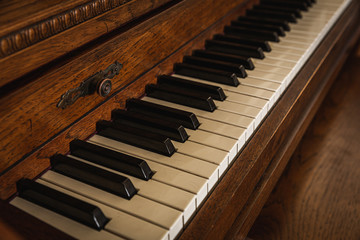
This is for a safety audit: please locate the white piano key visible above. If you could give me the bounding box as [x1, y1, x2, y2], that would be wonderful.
[265, 51, 302, 62]
[67, 157, 197, 225]
[34, 178, 169, 240]
[252, 58, 296, 69]
[225, 90, 269, 109]
[88, 135, 212, 203]
[251, 62, 292, 75]
[197, 116, 246, 144]
[40, 171, 183, 239]
[247, 70, 287, 84]
[239, 77, 281, 92]
[186, 128, 238, 160]
[11, 198, 125, 240]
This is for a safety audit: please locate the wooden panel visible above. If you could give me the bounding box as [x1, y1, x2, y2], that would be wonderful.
[248, 42, 360, 240]
[0, 0, 173, 86]
[0, 0, 254, 176]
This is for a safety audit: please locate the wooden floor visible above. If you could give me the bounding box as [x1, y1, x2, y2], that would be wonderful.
[247, 43, 360, 240]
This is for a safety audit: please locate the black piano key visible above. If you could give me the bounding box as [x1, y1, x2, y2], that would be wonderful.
[237, 16, 290, 31]
[213, 34, 271, 52]
[145, 84, 217, 112]
[230, 20, 285, 36]
[253, 5, 302, 18]
[192, 49, 255, 70]
[50, 154, 137, 199]
[246, 9, 297, 23]
[223, 26, 279, 43]
[158, 75, 226, 101]
[70, 139, 154, 180]
[183, 55, 247, 77]
[259, 0, 308, 11]
[285, 0, 312, 7]
[96, 120, 176, 157]
[126, 98, 200, 130]
[205, 39, 266, 58]
[112, 109, 189, 142]
[17, 179, 109, 230]
[173, 62, 240, 86]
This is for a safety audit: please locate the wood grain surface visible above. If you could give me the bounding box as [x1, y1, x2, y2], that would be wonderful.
[0, 0, 253, 176]
[248, 42, 360, 240]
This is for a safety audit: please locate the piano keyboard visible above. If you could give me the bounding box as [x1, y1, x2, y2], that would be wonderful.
[11, 0, 352, 239]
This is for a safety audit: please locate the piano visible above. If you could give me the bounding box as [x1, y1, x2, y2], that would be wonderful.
[0, 0, 359, 239]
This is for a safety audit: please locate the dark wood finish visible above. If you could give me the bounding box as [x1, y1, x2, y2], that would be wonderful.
[0, 0, 173, 86]
[0, 200, 74, 240]
[0, 0, 255, 183]
[178, 1, 360, 239]
[247, 42, 360, 240]
[0, 0, 359, 239]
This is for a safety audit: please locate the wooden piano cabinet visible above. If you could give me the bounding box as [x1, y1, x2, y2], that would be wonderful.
[178, 0, 360, 239]
[247, 43, 360, 240]
[0, 0, 359, 239]
[0, 0, 257, 200]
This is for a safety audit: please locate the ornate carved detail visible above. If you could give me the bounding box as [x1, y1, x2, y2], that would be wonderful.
[0, 0, 131, 58]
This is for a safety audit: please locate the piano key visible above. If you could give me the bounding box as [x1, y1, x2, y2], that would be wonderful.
[230, 21, 286, 36]
[237, 16, 291, 31]
[206, 39, 265, 58]
[126, 98, 200, 130]
[35, 179, 169, 240]
[223, 26, 279, 43]
[96, 120, 176, 156]
[172, 74, 277, 108]
[249, 62, 292, 75]
[246, 9, 298, 23]
[196, 116, 247, 147]
[17, 179, 109, 230]
[11, 198, 124, 240]
[145, 83, 217, 112]
[183, 55, 247, 77]
[213, 34, 272, 52]
[50, 154, 137, 199]
[192, 49, 255, 69]
[89, 135, 214, 200]
[65, 156, 197, 225]
[158, 75, 227, 101]
[253, 5, 303, 18]
[173, 62, 240, 86]
[247, 70, 287, 84]
[224, 90, 269, 110]
[266, 44, 307, 55]
[112, 109, 189, 142]
[185, 128, 238, 159]
[112, 107, 237, 161]
[142, 96, 257, 135]
[260, 0, 308, 11]
[252, 57, 296, 69]
[239, 77, 281, 92]
[40, 170, 184, 239]
[69, 139, 154, 180]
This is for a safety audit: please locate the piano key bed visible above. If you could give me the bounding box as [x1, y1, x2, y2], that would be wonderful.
[10, 0, 354, 239]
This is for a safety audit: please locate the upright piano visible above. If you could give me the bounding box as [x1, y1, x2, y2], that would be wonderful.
[0, 0, 359, 239]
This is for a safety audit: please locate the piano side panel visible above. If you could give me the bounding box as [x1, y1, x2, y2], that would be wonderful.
[0, 0, 257, 200]
[179, 1, 360, 239]
[0, 0, 256, 184]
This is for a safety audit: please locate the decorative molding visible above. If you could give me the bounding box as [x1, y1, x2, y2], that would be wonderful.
[0, 0, 131, 58]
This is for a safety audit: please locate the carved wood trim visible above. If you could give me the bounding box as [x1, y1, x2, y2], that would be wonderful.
[0, 0, 131, 58]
